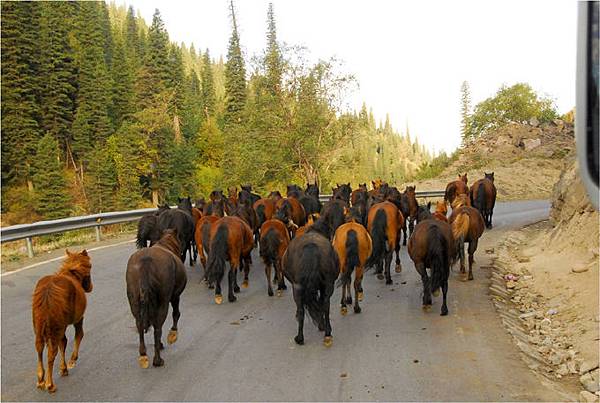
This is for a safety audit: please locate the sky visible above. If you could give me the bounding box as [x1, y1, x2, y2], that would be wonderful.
[118, 0, 578, 154]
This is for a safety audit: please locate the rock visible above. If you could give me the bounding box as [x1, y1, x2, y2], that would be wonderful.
[553, 119, 565, 128]
[581, 372, 600, 393]
[557, 364, 569, 376]
[517, 256, 531, 263]
[523, 138, 542, 150]
[540, 318, 552, 330]
[572, 264, 590, 273]
[580, 391, 599, 403]
[550, 352, 564, 365]
[569, 360, 580, 374]
[506, 280, 517, 289]
[581, 361, 600, 375]
[485, 247, 495, 254]
[529, 117, 540, 127]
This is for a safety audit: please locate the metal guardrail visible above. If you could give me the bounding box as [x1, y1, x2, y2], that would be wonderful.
[1, 190, 445, 258]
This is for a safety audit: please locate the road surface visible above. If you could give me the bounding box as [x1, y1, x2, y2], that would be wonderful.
[1, 200, 570, 401]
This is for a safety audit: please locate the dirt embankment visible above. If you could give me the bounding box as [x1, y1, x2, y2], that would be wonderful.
[413, 119, 575, 200]
[489, 156, 599, 402]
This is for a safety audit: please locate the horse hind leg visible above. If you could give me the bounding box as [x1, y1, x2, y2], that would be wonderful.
[384, 249, 394, 285]
[265, 263, 274, 297]
[417, 263, 432, 309]
[322, 288, 333, 347]
[35, 336, 45, 389]
[340, 276, 347, 316]
[292, 285, 305, 345]
[228, 263, 238, 302]
[168, 296, 181, 344]
[68, 319, 84, 369]
[45, 339, 58, 393]
[136, 319, 149, 369]
[440, 279, 449, 316]
[467, 240, 478, 281]
[354, 266, 364, 313]
[58, 334, 68, 377]
[394, 236, 402, 273]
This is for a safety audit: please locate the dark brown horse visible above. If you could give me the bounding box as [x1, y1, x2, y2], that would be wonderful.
[126, 229, 187, 368]
[408, 219, 454, 315]
[136, 204, 171, 249]
[444, 173, 470, 205]
[366, 201, 403, 284]
[32, 249, 92, 393]
[283, 229, 339, 346]
[470, 172, 497, 228]
[275, 197, 307, 234]
[350, 183, 368, 206]
[332, 183, 352, 204]
[399, 186, 418, 244]
[206, 216, 254, 304]
[195, 215, 220, 282]
[253, 198, 276, 231]
[332, 222, 373, 315]
[259, 219, 290, 296]
[448, 197, 485, 280]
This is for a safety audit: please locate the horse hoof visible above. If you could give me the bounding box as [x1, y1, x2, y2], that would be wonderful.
[208, 284, 215, 290]
[395, 264, 402, 273]
[385, 278, 393, 285]
[276, 289, 283, 297]
[468, 275, 474, 281]
[422, 304, 432, 312]
[268, 289, 274, 297]
[46, 384, 56, 393]
[167, 330, 178, 345]
[441, 308, 449, 316]
[67, 359, 76, 369]
[323, 336, 333, 347]
[340, 306, 348, 316]
[59, 368, 68, 377]
[357, 292, 364, 302]
[354, 306, 362, 314]
[153, 357, 164, 367]
[36, 381, 45, 390]
[294, 335, 304, 345]
[377, 273, 384, 280]
[138, 355, 150, 369]
[228, 295, 237, 302]
[234, 285, 240, 293]
[215, 294, 223, 305]
[242, 280, 249, 289]
[432, 289, 440, 297]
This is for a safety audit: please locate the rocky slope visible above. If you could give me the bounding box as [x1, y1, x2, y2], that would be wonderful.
[489, 156, 599, 402]
[412, 119, 575, 200]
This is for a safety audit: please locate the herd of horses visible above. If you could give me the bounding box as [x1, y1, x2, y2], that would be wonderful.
[31, 173, 497, 393]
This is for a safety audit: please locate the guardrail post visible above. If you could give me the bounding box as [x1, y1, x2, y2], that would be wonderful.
[26, 237, 34, 258]
[95, 225, 102, 242]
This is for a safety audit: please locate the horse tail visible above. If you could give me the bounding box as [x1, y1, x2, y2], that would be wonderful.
[336, 229, 360, 288]
[256, 204, 266, 227]
[136, 217, 152, 249]
[298, 243, 324, 327]
[476, 181, 485, 212]
[452, 212, 470, 263]
[201, 222, 211, 257]
[138, 255, 156, 333]
[428, 226, 449, 294]
[207, 224, 228, 284]
[260, 228, 280, 267]
[365, 209, 387, 268]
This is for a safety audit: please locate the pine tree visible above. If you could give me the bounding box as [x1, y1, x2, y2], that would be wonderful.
[71, 1, 113, 163]
[223, 0, 247, 127]
[1, 1, 42, 188]
[264, 3, 282, 97]
[86, 145, 118, 213]
[124, 5, 139, 63]
[38, 2, 77, 155]
[32, 134, 72, 219]
[137, 9, 171, 103]
[111, 33, 135, 126]
[200, 49, 217, 118]
[460, 80, 472, 145]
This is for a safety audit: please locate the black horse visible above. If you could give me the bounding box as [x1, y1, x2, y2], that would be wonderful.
[298, 183, 321, 215]
[136, 204, 170, 248]
[240, 184, 261, 207]
[332, 183, 352, 204]
[283, 218, 339, 347]
[158, 198, 195, 264]
[126, 229, 187, 368]
[320, 199, 346, 239]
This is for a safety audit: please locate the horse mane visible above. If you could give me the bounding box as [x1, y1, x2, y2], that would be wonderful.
[435, 201, 447, 215]
[58, 250, 91, 279]
[156, 230, 181, 257]
[451, 194, 469, 209]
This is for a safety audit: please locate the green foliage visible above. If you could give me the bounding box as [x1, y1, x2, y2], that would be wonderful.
[32, 134, 72, 219]
[201, 49, 217, 118]
[86, 145, 118, 212]
[223, 1, 247, 128]
[413, 151, 459, 181]
[460, 81, 472, 145]
[468, 83, 558, 139]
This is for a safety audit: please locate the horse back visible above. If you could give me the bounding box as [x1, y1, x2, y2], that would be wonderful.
[448, 206, 485, 241]
[408, 220, 453, 264]
[33, 274, 86, 334]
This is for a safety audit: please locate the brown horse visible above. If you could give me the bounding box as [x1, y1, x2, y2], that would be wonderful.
[350, 183, 368, 206]
[448, 197, 485, 280]
[126, 229, 187, 368]
[283, 229, 339, 346]
[470, 172, 497, 228]
[399, 185, 418, 244]
[259, 219, 290, 296]
[366, 201, 403, 284]
[32, 249, 92, 393]
[275, 197, 307, 234]
[444, 173, 470, 205]
[253, 198, 276, 230]
[432, 201, 448, 222]
[294, 213, 319, 237]
[195, 215, 220, 282]
[333, 222, 373, 315]
[206, 216, 254, 304]
[408, 219, 454, 315]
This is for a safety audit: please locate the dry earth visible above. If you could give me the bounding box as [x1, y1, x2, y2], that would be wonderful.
[488, 157, 599, 403]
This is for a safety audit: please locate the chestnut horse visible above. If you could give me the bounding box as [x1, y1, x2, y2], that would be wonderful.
[333, 222, 373, 315]
[350, 183, 368, 206]
[126, 229, 187, 368]
[259, 219, 290, 296]
[470, 172, 497, 228]
[408, 218, 454, 315]
[399, 186, 418, 244]
[206, 216, 254, 304]
[448, 197, 485, 280]
[283, 227, 339, 346]
[253, 198, 276, 231]
[275, 197, 307, 235]
[366, 201, 403, 284]
[444, 173, 470, 205]
[32, 249, 93, 393]
[432, 201, 448, 222]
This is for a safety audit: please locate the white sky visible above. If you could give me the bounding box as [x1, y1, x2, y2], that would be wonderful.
[118, 0, 578, 154]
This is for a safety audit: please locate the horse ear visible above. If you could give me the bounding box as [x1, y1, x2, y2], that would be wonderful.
[80, 249, 88, 257]
[65, 249, 72, 256]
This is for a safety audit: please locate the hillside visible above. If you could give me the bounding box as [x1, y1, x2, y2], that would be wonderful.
[410, 119, 574, 200]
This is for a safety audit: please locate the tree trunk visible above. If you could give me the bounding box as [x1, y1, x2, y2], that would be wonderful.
[27, 179, 34, 192]
[152, 189, 159, 207]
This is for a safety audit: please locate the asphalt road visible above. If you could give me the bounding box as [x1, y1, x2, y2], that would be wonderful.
[1, 200, 569, 401]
